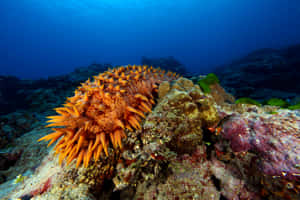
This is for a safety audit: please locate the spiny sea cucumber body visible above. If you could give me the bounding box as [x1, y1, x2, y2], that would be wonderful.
[39, 65, 179, 168]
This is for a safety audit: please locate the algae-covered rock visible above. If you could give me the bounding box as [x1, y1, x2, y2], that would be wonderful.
[144, 77, 220, 153]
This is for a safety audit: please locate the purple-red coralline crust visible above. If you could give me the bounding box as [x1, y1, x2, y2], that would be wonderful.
[221, 111, 300, 182]
[222, 117, 251, 152]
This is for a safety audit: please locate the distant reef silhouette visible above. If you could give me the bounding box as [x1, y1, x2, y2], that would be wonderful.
[1, 44, 300, 116]
[214, 44, 300, 102]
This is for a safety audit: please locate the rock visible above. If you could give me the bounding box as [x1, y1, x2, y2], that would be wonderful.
[215, 106, 300, 199]
[143, 77, 218, 153]
[0, 111, 39, 148]
[0, 63, 112, 115]
[113, 78, 219, 196]
[0, 150, 22, 171]
[209, 83, 235, 105]
[214, 44, 300, 101]
[157, 81, 170, 99]
[210, 158, 260, 199]
[221, 109, 300, 180]
[0, 76, 27, 115]
[134, 146, 221, 200]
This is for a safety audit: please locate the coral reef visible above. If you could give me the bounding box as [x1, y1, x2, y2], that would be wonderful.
[1, 64, 299, 200]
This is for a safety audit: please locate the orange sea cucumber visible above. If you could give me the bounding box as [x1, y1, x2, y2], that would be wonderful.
[38, 65, 179, 168]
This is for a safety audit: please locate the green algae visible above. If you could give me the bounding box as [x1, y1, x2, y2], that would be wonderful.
[13, 174, 27, 184]
[235, 97, 261, 106]
[267, 111, 278, 115]
[288, 103, 300, 110]
[264, 98, 290, 108]
[197, 73, 219, 93]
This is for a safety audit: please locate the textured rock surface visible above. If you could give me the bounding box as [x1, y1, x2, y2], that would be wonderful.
[0, 111, 39, 148]
[114, 78, 219, 194]
[0, 125, 51, 198]
[134, 146, 220, 200]
[215, 107, 300, 199]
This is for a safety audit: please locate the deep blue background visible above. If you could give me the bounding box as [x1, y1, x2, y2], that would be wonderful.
[1, 0, 300, 79]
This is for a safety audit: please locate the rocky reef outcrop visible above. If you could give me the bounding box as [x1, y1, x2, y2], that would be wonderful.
[214, 44, 300, 102]
[0, 64, 112, 116]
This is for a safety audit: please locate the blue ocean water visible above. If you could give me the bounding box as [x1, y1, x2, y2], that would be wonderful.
[1, 1, 300, 199]
[1, 0, 300, 79]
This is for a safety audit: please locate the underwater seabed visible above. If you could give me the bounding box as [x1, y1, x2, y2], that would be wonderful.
[0, 57, 299, 199]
